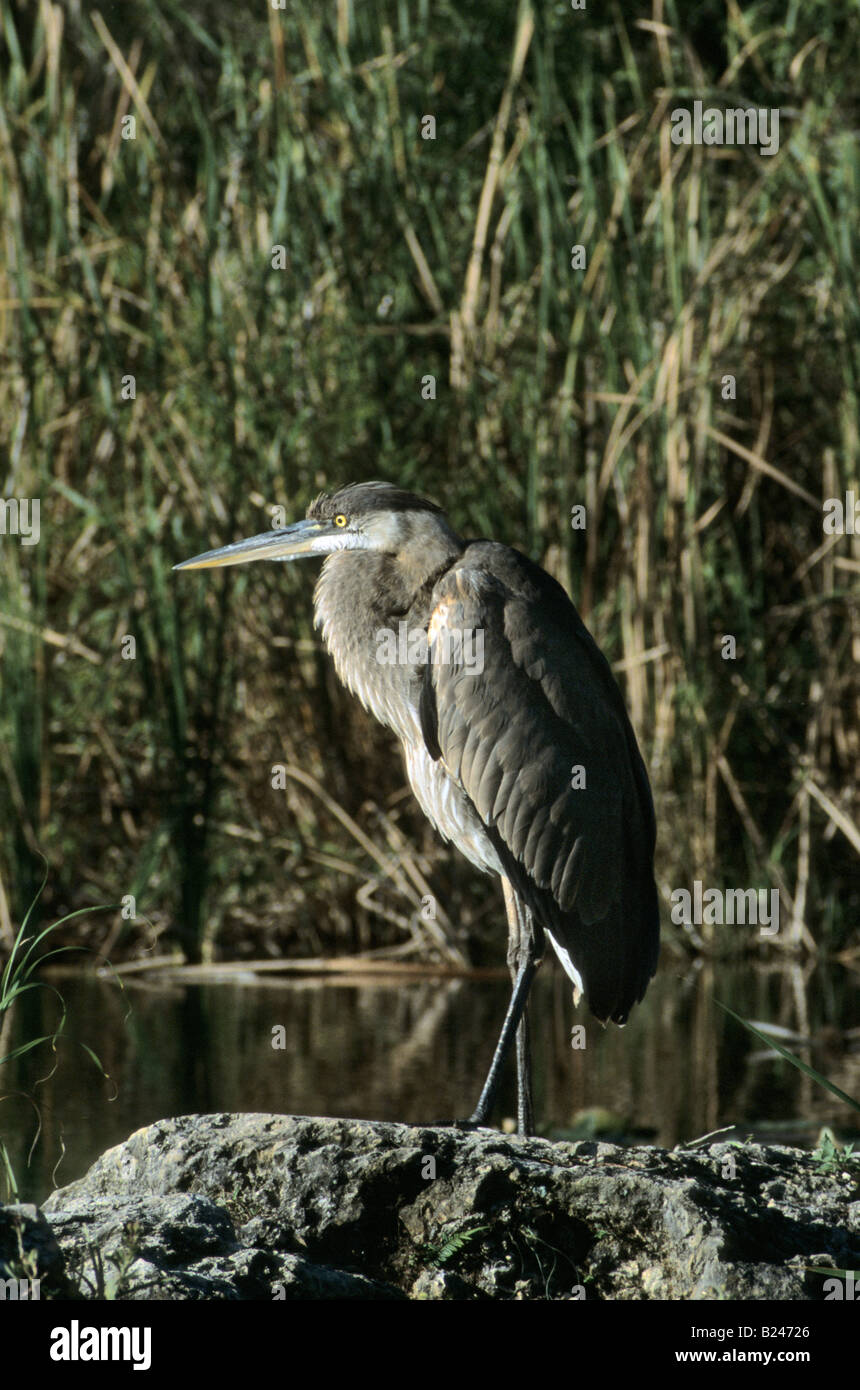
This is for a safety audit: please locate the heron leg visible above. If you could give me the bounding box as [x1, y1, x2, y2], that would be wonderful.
[507, 885, 544, 1136]
[468, 881, 544, 1134]
[515, 977, 534, 1136]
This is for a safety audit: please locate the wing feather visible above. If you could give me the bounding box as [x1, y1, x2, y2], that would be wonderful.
[423, 542, 659, 1022]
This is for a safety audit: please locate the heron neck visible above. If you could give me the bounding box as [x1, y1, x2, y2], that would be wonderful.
[312, 532, 463, 732]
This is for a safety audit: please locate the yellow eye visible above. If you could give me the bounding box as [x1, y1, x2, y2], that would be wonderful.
[334, 514, 348, 527]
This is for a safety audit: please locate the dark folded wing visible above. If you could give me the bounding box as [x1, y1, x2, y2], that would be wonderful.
[421, 542, 659, 1022]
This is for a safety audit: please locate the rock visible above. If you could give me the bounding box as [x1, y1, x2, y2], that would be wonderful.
[0, 1203, 71, 1299]
[6, 1113, 851, 1299]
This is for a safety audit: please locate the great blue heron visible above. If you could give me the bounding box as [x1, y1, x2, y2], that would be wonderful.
[176, 482, 659, 1133]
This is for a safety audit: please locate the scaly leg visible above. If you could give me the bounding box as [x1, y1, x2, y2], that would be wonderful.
[468, 879, 544, 1133]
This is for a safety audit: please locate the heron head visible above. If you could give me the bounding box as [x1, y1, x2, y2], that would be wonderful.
[174, 481, 461, 572]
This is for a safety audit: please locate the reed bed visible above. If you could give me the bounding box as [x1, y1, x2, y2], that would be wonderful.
[0, 0, 856, 965]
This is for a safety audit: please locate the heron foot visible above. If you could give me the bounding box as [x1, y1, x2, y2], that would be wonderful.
[428, 1116, 494, 1131]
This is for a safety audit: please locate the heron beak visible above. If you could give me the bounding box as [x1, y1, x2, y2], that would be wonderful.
[173, 518, 333, 571]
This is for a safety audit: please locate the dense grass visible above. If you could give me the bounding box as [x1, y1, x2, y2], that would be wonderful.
[0, 0, 857, 965]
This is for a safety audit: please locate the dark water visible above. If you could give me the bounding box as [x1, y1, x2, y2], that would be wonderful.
[1, 958, 856, 1204]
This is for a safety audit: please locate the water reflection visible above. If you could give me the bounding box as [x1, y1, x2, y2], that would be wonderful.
[0, 959, 856, 1204]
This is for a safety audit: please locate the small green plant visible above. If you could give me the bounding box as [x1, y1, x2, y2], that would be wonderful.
[69, 1222, 147, 1300]
[0, 865, 121, 1199]
[812, 1128, 857, 1172]
[424, 1224, 490, 1267]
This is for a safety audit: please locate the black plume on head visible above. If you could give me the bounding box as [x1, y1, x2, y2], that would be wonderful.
[307, 481, 446, 522]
